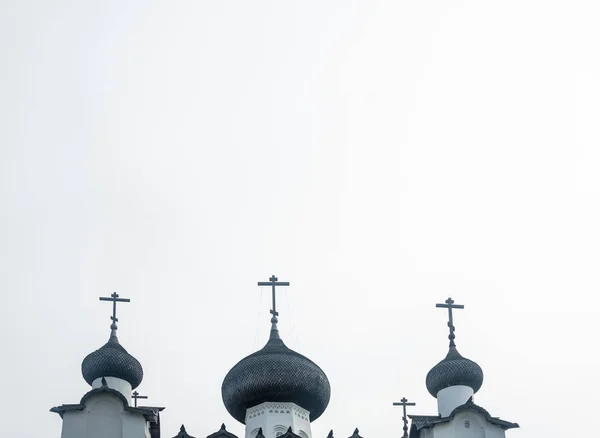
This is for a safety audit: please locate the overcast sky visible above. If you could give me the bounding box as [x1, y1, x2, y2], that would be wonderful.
[2, 1, 599, 437]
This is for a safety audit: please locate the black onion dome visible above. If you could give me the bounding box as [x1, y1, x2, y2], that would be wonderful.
[81, 332, 143, 389]
[222, 331, 331, 424]
[426, 346, 483, 397]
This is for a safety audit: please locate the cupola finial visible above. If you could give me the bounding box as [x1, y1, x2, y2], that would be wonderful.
[435, 297, 464, 347]
[99, 292, 131, 336]
[257, 275, 289, 339]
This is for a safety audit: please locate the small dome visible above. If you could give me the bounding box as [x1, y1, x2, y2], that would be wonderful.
[221, 332, 330, 424]
[82, 332, 143, 389]
[426, 346, 483, 397]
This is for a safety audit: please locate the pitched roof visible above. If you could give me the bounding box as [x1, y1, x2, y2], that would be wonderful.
[206, 424, 238, 438]
[173, 425, 196, 438]
[279, 427, 302, 438]
[50, 377, 164, 423]
[408, 397, 518, 436]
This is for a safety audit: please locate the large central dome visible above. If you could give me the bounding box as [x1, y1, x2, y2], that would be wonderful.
[221, 329, 331, 424]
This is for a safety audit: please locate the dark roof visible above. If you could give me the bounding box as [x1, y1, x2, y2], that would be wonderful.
[50, 377, 164, 423]
[408, 397, 519, 434]
[278, 427, 302, 438]
[221, 328, 330, 424]
[348, 428, 363, 438]
[425, 346, 483, 397]
[173, 425, 196, 438]
[206, 424, 238, 438]
[408, 415, 441, 438]
[81, 331, 144, 389]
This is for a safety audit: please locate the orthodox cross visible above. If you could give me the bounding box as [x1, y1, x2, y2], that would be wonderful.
[131, 391, 148, 407]
[436, 297, 464, 347]
[393, 397, 416, 438]
[99, 292, 131, 328]
[257, 275, 289, 323]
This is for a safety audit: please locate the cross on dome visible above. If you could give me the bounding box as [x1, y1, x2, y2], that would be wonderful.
[435, 297, 464, 347]
[393, 397, 416, 438]
[99, 292, 130, 331]
[257, 275, 289, 326]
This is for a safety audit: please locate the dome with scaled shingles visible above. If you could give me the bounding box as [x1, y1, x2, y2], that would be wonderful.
[221, 327, 330, 424]
[426, 345, 483, 397]
[81, 330, 143, 389]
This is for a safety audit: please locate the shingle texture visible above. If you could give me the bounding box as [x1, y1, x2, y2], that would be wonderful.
[425, 346, 483, 397]
[81, 332, 143, 389]
[221, 332, 330, 424]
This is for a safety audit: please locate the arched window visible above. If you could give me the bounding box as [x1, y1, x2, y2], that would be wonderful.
[273, 426, 288, 437]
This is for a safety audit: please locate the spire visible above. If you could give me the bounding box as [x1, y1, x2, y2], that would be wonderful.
[257, 275, 289, 340]
[393, 397, 416, 438]
[99, 292, 131, 338]
[435, 297, 464, 347]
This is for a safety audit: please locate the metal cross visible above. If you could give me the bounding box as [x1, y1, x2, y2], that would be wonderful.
[99, 292, 131, 327]
[257, 275, 289, 323]
[131, 390, 148, 407]
[393, 397, 416, 438]
[436, 297, 464, 347]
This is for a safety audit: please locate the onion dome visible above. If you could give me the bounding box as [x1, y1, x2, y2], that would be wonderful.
[82, 328, 144, 389]
[221, 323, 330, 424]
[425, 345, 483, 397]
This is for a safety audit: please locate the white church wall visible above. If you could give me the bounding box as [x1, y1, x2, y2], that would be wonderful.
[450, 412, 485, 438]
[60, 393, 148, 438]
[436, 385, 474, 416]
[123, 409, 151, 438]
[425, 411, 507, 438]
[430, 421, 452, 438]
[245, 402, 311, 438]
[62, 411, 86, 438]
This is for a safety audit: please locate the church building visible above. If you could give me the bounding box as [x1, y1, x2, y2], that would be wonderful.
[51, 276, 519, 438]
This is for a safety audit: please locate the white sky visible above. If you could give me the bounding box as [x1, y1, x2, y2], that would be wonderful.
[1, 1, 599, 437]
